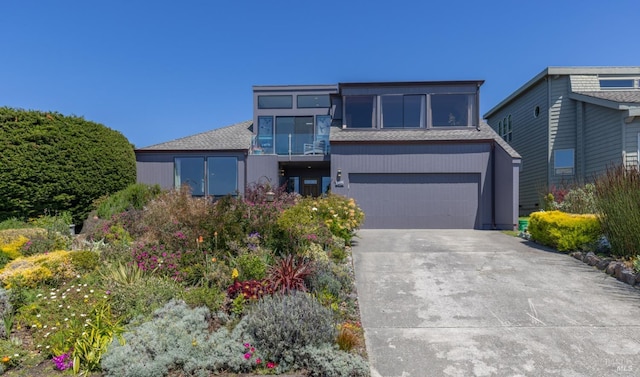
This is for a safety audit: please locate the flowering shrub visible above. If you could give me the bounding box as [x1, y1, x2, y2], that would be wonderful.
[0, 250, 76, 288]
[312, 194, 365, 244]
[0, 235, 29, 260]
[227, 280, 273, 301]
[15, 276, 110, 356]
[52, 351, 73, 370]
[131, 241, 182, 280]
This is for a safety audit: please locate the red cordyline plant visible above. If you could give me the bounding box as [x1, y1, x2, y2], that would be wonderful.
[266, 255, 314, 294]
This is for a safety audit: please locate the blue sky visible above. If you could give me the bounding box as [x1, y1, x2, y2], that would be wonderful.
[2, 1, 639, 148]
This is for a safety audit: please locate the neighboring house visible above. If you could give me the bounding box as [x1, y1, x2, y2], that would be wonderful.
[136, 81, 521, 229]
[484, 67, 640, 216]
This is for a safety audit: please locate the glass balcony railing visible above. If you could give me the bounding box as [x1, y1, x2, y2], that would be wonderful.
[251, 135, 329, 156]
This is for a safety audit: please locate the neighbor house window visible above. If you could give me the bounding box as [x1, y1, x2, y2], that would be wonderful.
[297, 95, 330, 108]
[344, 95, 375, 128]
[258, 95, 292, 109]
[599, 79, 635, 89]
[207, 157, 237, 197]
[554, 149, 574, 175]
[380, 95, 424, 128]
[174, 157, 205, 196]
[431, 94, 470, 127]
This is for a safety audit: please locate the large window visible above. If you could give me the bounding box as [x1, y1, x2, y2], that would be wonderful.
[381, 95, 424, 128]
[174, 157, 205, 196]
[554, 149, 574, 175]
[207, 157, 238, 197]
[258, 95, 292, 109]
[297, 95, 330, 108]
[344, 96, 374, 128]
[431, 94, 470, 127]
[275, 116, 314, 155]
[257, 116, 274, 154]
[174, 157, 237, 196]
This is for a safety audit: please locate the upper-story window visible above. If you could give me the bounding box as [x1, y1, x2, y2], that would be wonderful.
[297, 95, 330, 108]
[431, 94, 470, 127]
[343, 90, 477, 129]
[344, 96, 375, 128]
[258, 95, 293, 109]
[381, 95, 424, 128]
[599, 79, 636, 89]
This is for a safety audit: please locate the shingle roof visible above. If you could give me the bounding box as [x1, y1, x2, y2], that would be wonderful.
[329, 123, 520, 158]
[573, 91, 640, 104]
[136, 120, 253, 151]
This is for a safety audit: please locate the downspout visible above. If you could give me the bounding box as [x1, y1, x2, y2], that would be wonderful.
[491, 142, 496, 229]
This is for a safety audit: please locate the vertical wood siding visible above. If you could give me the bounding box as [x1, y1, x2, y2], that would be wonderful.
[331, 143, 495, 228]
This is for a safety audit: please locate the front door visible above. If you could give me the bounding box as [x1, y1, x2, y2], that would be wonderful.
[302, 179, 320, 197]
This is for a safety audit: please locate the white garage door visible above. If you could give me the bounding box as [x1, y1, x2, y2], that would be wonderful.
[349, 173, 480, 229]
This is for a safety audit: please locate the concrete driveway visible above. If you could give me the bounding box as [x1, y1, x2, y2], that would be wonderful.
[352, 229, 640, 377]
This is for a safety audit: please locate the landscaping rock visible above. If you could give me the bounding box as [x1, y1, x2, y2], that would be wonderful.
[585, 252, 600, 266]
[617, 269, 637, 286]
[636, 273, 640, 286]
[613, 262, 625, 279]
[596, 258, 612, 271]
[570, 252, 584, 261]
[605, 262, 618, 276]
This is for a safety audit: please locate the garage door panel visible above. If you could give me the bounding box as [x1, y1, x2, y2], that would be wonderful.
[349, 173, 479, 229]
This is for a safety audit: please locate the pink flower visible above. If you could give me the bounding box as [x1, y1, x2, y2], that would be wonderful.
[243, 343, 250, 348]
[256, 358, 262, 364]
[267, 362, 276, 369]
[244, 352, 251, 359]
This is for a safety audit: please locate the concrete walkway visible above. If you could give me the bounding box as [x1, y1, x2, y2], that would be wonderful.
[352, 229, 640, 377]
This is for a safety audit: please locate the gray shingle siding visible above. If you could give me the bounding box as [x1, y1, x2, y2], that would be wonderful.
[624, 119, 640, 168]
[583, 104, 623, 177]
[549, 76, 577, 189]
[486, 78, 548, 215]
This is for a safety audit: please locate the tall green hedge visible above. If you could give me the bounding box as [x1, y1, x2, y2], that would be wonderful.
[0, 107, 136, 224]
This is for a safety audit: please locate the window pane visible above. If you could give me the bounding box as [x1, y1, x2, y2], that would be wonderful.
[174, 157, 204, 196]
[599, 79, 634, 89]
[381, 95, 403, 128]
[554, 149, 574, 175]
[345, 96, 374, 128]
[431, 94, 469, 127]
[258, 95, 292, 109]
[297, 95, 330, 108]
[404, 95, 424, 128]
[257, 116, 274, 154]
[207, 157, 237, 196]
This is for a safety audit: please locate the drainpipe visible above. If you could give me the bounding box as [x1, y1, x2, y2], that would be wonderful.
[491, 142, 496, 229]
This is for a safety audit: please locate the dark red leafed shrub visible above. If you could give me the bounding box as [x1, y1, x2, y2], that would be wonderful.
[267, 255, 314, 294]
[227, 280, 273, 301]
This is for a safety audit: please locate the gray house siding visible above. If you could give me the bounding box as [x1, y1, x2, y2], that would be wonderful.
[330, 142, 498, 229]
[494, 145, 520, 229]
[583, 104, 623, 177]
[624, 118, 640, 168]
[137, 154, 175, 190]
[549, 76, 577, 189]
[486, 79, 548, 215]
[246, 154, 280, 188]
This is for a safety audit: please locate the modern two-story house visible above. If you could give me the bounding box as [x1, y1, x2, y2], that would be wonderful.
[484, 67, 640, 216]
[136, 80, 521, 229]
